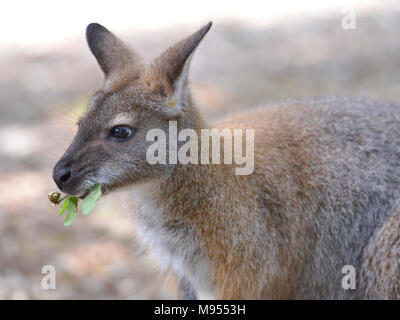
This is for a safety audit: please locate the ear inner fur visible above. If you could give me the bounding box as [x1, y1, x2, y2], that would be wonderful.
[144, 22, 212, 96]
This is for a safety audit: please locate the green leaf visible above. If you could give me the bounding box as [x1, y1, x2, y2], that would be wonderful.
[64, 197, 78, 227]
[59, 196, 70, 216]
[81, 184, 102, 215]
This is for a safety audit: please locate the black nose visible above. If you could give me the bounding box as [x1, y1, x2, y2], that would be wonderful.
[53, 165, 72, 190]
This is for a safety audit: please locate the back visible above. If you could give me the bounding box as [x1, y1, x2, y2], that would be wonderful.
[215, 96, 400, 298]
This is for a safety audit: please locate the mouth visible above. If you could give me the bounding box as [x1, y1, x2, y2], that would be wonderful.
[78, 184, 108, 199]
[79, 189, 90, 199]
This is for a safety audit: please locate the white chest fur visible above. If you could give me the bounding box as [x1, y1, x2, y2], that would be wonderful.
[126, 180, 214, 296]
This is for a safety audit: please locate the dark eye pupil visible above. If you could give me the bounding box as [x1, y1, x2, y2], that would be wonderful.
[110, 126, 132, 140]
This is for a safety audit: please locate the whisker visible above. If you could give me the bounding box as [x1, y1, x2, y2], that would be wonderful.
[43, 149, 62, 159]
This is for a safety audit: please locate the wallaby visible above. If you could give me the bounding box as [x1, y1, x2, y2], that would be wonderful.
[53, 22, 400, 299]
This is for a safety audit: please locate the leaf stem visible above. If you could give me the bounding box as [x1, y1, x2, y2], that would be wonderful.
[57, 195, 68, 204]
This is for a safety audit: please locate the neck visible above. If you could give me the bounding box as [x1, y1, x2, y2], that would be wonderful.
[179, 94, 209, 131]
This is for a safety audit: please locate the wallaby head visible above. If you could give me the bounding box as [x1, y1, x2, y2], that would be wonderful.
[52, 22, 212, 196]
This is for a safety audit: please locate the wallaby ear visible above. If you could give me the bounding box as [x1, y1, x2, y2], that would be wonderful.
[147, 22, 212, 103]
[86, 23, 141, 77]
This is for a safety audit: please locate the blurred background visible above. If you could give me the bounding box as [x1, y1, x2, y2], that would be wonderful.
[0, 0, 400, 299]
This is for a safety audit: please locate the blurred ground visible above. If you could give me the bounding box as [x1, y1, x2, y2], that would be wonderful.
[1, 9, 400, 299]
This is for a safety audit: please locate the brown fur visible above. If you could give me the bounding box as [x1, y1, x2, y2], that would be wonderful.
[155, 105, 325, 298]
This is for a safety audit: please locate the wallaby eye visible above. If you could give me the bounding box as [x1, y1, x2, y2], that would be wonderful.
[109, 125, 135, 141]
